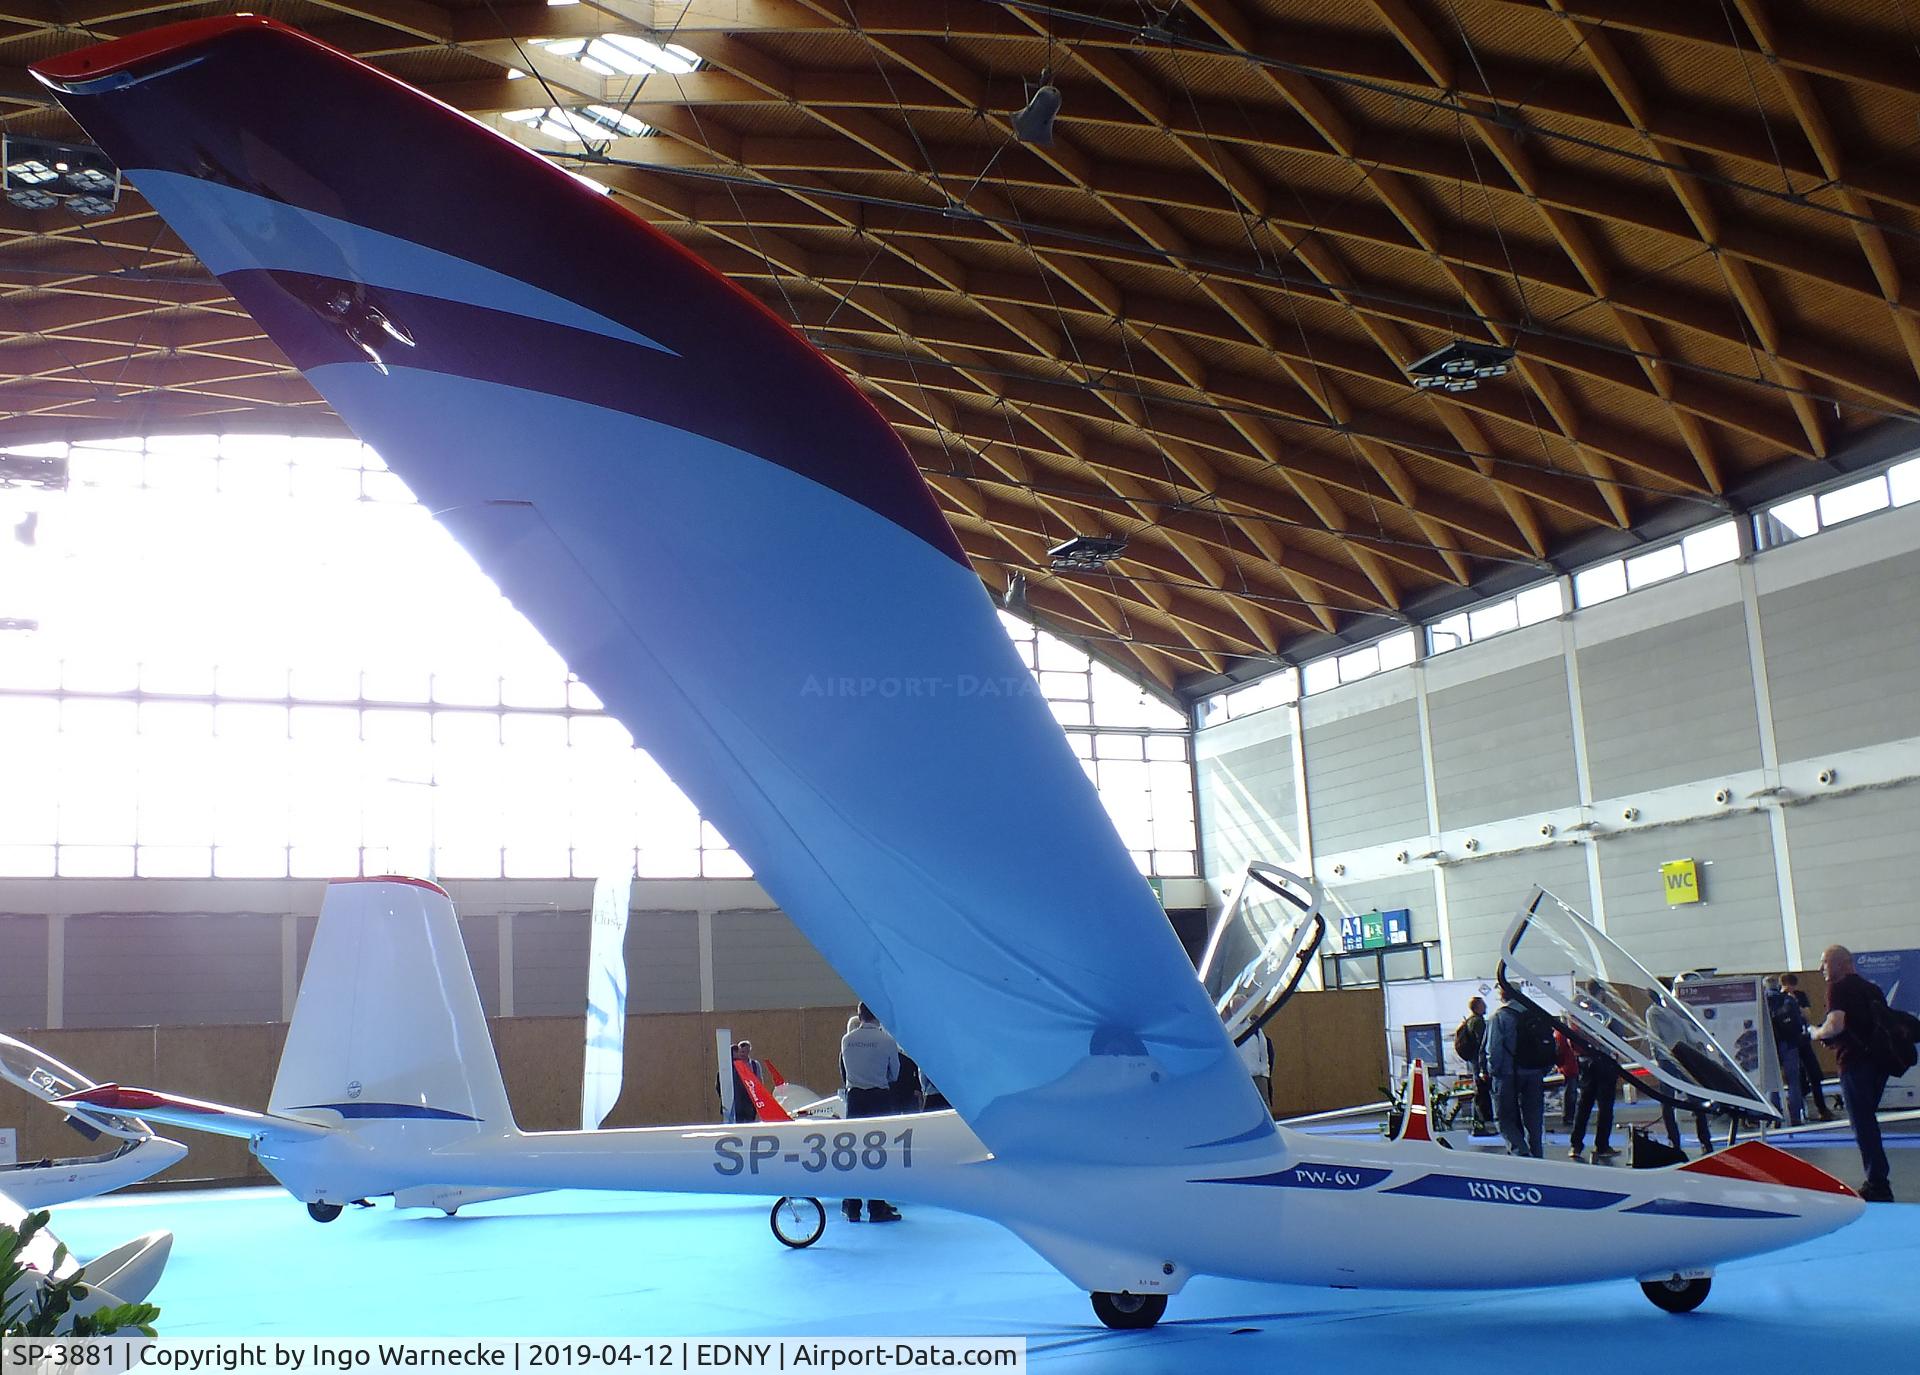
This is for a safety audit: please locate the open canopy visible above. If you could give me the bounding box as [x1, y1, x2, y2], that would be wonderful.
[1197, 862, 1326, 1046]
[1499, 888, 1778, 1123]
[0, 1032, 154, 1142]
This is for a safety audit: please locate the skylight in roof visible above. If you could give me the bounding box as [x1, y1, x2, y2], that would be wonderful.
[598, 34, 700, 75]
[502, 105, 652, 146]
[583, 105, 650, 138]
[503, 107, 591, 144]
[535, 34, 699, 78]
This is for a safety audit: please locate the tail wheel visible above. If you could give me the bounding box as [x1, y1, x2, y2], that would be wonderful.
[1090, 1291, 1167, 1330]
[306, 1202, 344, 1223]
[770, 1196, 827, 1249]
[1641, 1275, 1711, 1313]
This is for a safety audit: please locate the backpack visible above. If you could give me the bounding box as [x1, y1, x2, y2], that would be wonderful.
[1512, 1005, 1558, 1071]
[1860, 982, 1920, 1078]
[1768, 989, 1806, 1046]
[1452, 1018, 1481, 1064]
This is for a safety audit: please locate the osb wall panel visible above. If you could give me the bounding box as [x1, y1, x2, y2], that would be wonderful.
[2, 1005, 861, 1188]
[1263, 987, 1388, 1116]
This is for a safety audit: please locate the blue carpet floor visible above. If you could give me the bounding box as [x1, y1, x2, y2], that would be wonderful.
[52, 1186, 1920, 1373]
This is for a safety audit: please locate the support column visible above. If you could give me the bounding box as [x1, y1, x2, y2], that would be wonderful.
[1560, 598, 1607, 932]
[280, 911, 298, 1021]
[1411, 655, 1454, 977]
[697, 908, 716, 1012]
[497, 910, 515, 1017]
[1736, 531, 1802, 967]
[46, 914, 64, 1029]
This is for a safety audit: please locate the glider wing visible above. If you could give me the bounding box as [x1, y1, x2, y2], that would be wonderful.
[35, 18, 1272, 1167]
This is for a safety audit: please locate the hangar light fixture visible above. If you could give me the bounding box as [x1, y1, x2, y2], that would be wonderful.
[1013, 84, 1063, 146]
[0, 451, 69, 490]
[2, 136, 120, 216]
[1406, 339, 1514, 393]
[1048, 535, 1127, 570]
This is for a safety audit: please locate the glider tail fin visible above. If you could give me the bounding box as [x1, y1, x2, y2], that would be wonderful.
[1394, 1060, 1434, 1144]
[269, 877, 515, 1136]
[736, 1065, 793, 1122]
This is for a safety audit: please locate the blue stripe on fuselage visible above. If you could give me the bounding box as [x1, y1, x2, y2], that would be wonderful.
[1385, 1173, 1628, 1210]
[1623, 1197, 1797, 1220]
[1197, 1163, 1392, 1190]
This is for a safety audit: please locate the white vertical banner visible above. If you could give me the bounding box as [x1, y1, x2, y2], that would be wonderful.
[581, 863, 633, 1130]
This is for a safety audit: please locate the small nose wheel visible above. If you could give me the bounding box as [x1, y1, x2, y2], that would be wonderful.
[770, 1196, 826, 1249]
[1090, 1291, 1167, 1329]
[1640, 1275, 1711, 1313]
[306, 1202, 344, 1223]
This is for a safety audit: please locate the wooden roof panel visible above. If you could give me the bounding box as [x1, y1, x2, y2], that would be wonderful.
[4, 0, 1917, 693]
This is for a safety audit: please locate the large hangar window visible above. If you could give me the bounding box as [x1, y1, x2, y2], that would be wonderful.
[0, 436, 1196, 882]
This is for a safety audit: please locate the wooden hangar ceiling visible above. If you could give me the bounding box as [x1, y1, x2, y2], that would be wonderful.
[6, 2, 1920, 697]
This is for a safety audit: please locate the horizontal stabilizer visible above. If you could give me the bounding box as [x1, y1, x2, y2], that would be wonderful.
[58, 1085, 336, 1143]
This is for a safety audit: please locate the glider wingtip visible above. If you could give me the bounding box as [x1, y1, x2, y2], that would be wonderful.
[32, 14, 290, 90]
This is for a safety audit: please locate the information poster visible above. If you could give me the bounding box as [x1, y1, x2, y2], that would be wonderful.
[1673, 975, 1779, 1102]
[1384, 974, 1572, 1082]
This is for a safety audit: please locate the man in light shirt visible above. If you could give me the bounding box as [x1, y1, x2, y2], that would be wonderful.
[840, 1003, 902, 1223]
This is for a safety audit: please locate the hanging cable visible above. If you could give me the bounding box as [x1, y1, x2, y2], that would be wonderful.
[564, 149, 1920, 429]
[977, 0, 1920, 248]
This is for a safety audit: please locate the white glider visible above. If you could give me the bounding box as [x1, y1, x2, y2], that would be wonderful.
[34, 17, 1867, 1329]
[68, 877, 1864, 1327]
[1, 1190, 172, 1331]
[0, 1033, 188, 1210]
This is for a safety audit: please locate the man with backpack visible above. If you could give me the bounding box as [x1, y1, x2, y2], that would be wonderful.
[1812, 945, 1915, 1202]
[1453, 996, 1491, 1130]
[1487, 979, 1555, 1158]
[1765, 976, 1807, 1126]
[1782, 973, 1835, 1120]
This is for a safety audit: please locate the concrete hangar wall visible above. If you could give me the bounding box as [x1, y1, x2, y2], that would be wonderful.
[0, 876, 853, 1031]
[1197, 496, 1920, 983]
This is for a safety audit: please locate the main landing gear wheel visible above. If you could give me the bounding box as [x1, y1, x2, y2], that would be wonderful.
[1090, 1291, 1167, 1330]
[1641, 1275, 1711, 1313]
[770, 1196, 827, 1249]
[306, 1202, 344, 1224]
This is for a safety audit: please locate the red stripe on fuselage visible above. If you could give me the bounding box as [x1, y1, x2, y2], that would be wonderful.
[1680, 1140, 1857, 1197]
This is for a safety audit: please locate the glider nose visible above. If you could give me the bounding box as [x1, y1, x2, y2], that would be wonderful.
[1680, 1140, 1866, 1232]
[1680, 1139, 1857, 1198]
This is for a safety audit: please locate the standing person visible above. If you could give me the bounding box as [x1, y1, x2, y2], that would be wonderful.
[718, 1042, 757, 1124]
[1568, 1040, 1621, 1162]
[1452, 996, 1492, 1130]
[839, 1003, 903, 1222]
[1487, 981, 1553, 1158]
[1783, 973, 1834, 1120]
[1239, 1027, 1274, 1112]
[1765, 976, 1807, 1127]
[1812, 946, 1895, 1202]
[1554, 1025, 1581, 1129]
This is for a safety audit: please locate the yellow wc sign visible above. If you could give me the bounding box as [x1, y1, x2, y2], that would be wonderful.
[1662, 858, 1701, 905]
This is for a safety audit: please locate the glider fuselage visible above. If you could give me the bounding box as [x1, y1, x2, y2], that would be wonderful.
[247, 1107, 1862, 1298]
